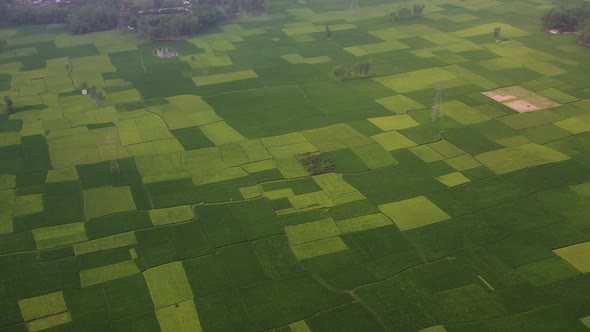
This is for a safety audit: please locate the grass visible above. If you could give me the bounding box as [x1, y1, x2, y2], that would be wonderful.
[83, 186, 137, 219]
[144, 261, 194, 309]
[18, 291, 67, 321]
[379, 196, 450, 231]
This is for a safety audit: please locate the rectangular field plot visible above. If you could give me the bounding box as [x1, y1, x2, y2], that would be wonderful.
[19, 291, 68, 322]
[379, 196, 450, 231]
[80, 260, 140, 287]
[302, 124, 373, 152]
[156, 300, 203, 332]
[144, 261, 194, 308]
[33, 222, 87, 249]
[286, 218, 342, 245]
[553, 241, 590, 273]
[83, 186, 137, 219]
[291, 237, 349, 260]
[192, 70, 258, 86]
[374, 68, 457, 93]
[475, 143, 569, 175]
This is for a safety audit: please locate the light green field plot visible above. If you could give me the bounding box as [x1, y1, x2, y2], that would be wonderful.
[516, 256, 580, 286]
[525, 61, 567, 77]
[200, 121, 246, 145]
[281, 53, 332, 64]
[14, 194, 43, 217]
[445, 154, 482, 171]
[45, 167, 78, 183]
[182, 148, 227, 174]
[261, 132, 309, 148]
[352, 144, 397, 169]
[379, 196, 450, 231]
[289, 191, 334, 210]
[182, 53, 232, 69]
[282, 21, 320, 35]
[156, 300, 204, 332]
[0, 189, 15, 234]
[240, 139, 272, 162]
[153, 138, 185, 154]
[537, 88, 579, 104]
[368, 114, 420, 131]
[69, 54, 116, 88]
[376, 95, 425, 114]
[242, 160, 276, 173]
[192, 166, 248, 185]
[0, 174, 16, 190]
[144, 261, 194, 308]
[421, 32, 465, 45]
[265, 188, 295, 200]
[83, 186, 137, 219]
[346, 41, 409, 56]
[136, 114, 174, 142]
[302, 124, 373, 152]
[286, 218, 342, 245]
[27, 312, 71, 332]
[429, 140, 465, 158]
[74, 231, 138, 255]
[443, 100, 490, 125]
[18, 291, 67, 321]
[192, 70, 258, 86]
[453, 22, 530, 38]
[0, 132, 21, 147]
[291, 236, 348, 260]
[553, 241, 590, 273]
[313, 173, 359, 198]
[33, 222, 87, 249]
[436, 172, 471, 187]
[239, 186, 261, 199]
[374, 68, 456, 93]
[220, 143, 249, 166]
[369, 27, 412, 41]
[496, 135, 530, 148]
[409, 145, 445, 163]
[276, 156, 309, 178]
[335, 213, 392, 233]
[268, 142, 317, 158]
[80, 260, 140, 287]
[371, 131, 417, 151]
[136, 152, 184, 177]
[475, 143, 569, 175]
[554, 114, 590, 134]
[149, 205, 194, 226]
[289, 320, 312, 332]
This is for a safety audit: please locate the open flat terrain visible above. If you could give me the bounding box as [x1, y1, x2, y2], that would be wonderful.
[2, 0, 590, 331]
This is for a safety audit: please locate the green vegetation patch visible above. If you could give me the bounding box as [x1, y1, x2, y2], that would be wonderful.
[200, 121, 247, 145]
[351, 144, 397, 169]
[193, 70, 258, 86]
[475, 143, 570, 175]
[155, 299, 203, 332]
[291, 236, 349, 260]
[435, 172, 471, 187]
[144, 261, 193, 308]
[13, 194, 43, 217]
[375, 95, 425, 114]
[74, 231, 137, 255]
[368, 114, 420, 131]
[442, 100, 490, 125]
[286, 218, 341, 245]
[516, 256, 581, 286]
[379, 196, 450, 231]
[149, 205, 194, 226]
[83, 186, 137, 219]
[335, 213, 392, 233]
[18, 291, 67, 321]
[301, 124, 372, 152]
[371, 131, 417, 151]
[553, 241, 590, 273]
[32, 222, 87, 249]
[374, 68, 457, 93]
[80, 260, 140, 288]
[26, 312, 71, 331]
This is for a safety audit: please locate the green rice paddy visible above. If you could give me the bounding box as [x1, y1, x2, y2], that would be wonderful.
[2, 0, 590, 330]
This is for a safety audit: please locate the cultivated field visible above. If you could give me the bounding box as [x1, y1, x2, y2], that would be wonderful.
[1, 0, 590, 331]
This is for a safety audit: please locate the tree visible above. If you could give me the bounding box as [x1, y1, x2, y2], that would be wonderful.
[94, 91, 105, 105]
[578, 23, 590, 45]
[412, 4, 425, 17]
[79, 81, 88, 90]
[66, 4, 118, 34]
[332, 65, 347, 81]
[4, 95, 14, 114]
[325, 25, 332, 40]
[493, 27, 501, 40]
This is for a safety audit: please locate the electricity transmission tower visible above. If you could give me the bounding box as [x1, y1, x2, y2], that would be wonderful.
[106, 132, 120, 176]
[432, 80, 444, 121]
[350, 0, 359, 15]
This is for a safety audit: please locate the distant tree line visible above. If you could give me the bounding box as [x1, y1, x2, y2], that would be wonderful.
[542, 5, 590, 46]
[389, 4, 425, 22]
[197, 0, 268, 17]
[332, 61, 371, 81]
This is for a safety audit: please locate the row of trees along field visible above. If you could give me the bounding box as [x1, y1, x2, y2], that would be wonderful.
[0, 0, 267, 39]
[541, 5, 590, 45]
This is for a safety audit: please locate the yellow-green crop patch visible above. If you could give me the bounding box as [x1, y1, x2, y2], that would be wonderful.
[200, 121, 246, 145]
[13, 194, 43, 217]
[554, 114, 590, 134]
[371, 131, 417, 151]
[18, 291, 68, 321]
[268, 142, 318, 158]
[368, 115, 420, 131]
[351, 144, 397, 169]
[45, 167, 78, 183]
[452, 22, 530, 38]
[80, 260, 140, 287]
[445, 154, 482, 171]
[0, 174, 16, 190]
[553, 241, 590, 273]
[281, 53, 332, 64]
[156, 300, 204, 332]
[442, 100, 491, 125]
[0, 189, 15, 234]
[144, 261, 194, 308]
[379, 196, 450, 231]
[475, 143, 570, 175]
[192, 70, 258, 86]
[26, 312, 71, 332]
[335, 213, 392, 233]
[291, 236, 348, 260]
[149, 205, 194, 226]
[285, 218, 342, 245]
[429, 140, 465, 158]
[33, 222, 87, 249]
[435, 172, 471, 187]
[83, 186, 137, 219]
[409, 145, 445, 163]
[276, 156, 309, 178]
[302, 124, 373, 152]
[374, 67, 457, 93]
[261, 132, 309, 148]
[289, 191, 334, 210]
[375, 95, 425, 114]
[73, 231, 138, 255]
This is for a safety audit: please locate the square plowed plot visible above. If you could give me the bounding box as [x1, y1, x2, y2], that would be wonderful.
[482, 86, 560, 113]
[83, 186, 137, 219]
[553, 241, 590, 273]
[378, 196, 450, 231]
[475, 143, 569, 175]
[301, 124, 373, 152]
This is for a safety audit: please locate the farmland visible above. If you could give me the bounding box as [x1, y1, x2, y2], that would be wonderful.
[2, 0, 590, 331]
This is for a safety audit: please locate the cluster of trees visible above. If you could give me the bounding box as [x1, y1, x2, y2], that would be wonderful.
[389, 4, 425, 22]
[4, 96, 14, 115]
[66, 4, 119, 34]
[137, 7, 223, 40]
[0, 4, 68, 25]
[80, 82, 105, 106]
[197, 0, 268, 16]
[541, 6, 590, 32]
[332, 61, 371, 81]
[297, 152, 335, 175]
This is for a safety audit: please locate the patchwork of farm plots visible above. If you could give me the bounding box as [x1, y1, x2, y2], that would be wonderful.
[2, 0, 590, 331]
